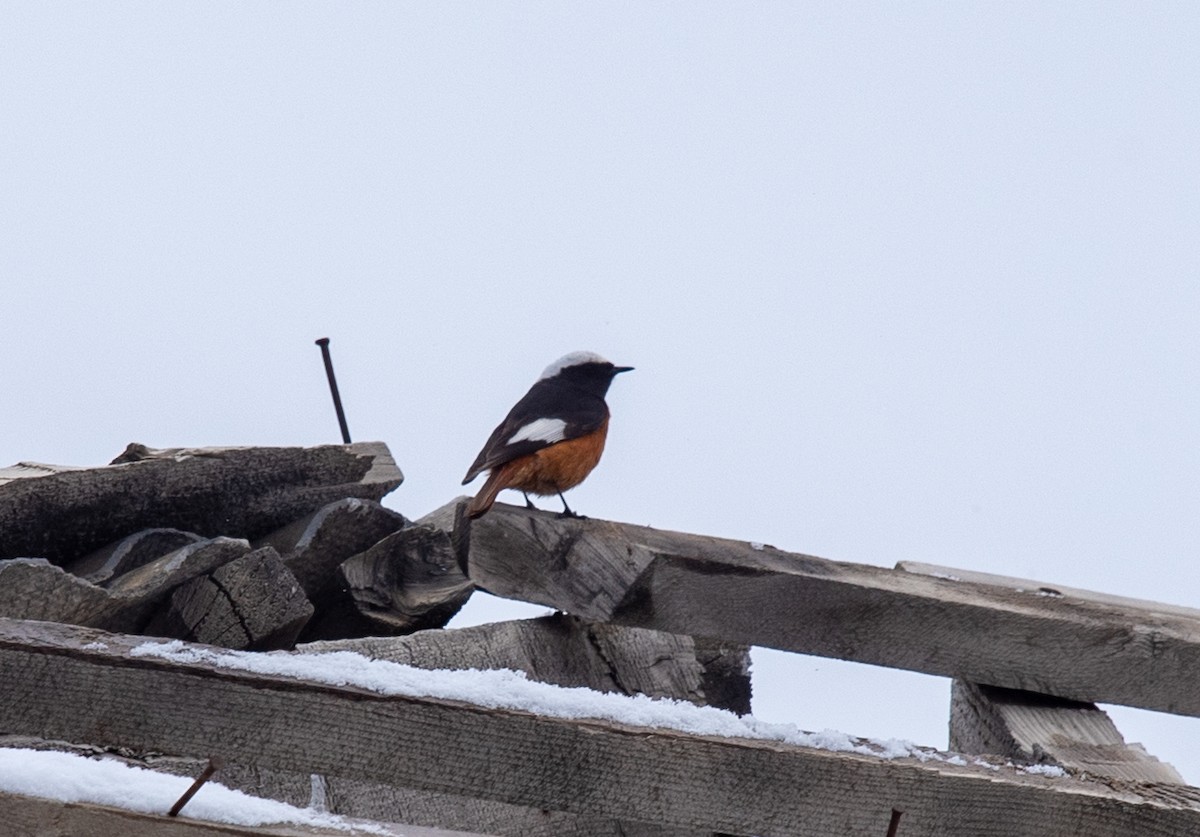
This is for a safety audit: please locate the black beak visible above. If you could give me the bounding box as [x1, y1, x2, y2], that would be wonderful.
[612, 366, 634, 375]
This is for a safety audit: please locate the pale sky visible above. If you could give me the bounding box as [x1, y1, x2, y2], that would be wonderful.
[4, 4, 1200, 782]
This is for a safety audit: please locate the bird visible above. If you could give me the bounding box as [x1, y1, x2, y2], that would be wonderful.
[462, 351, 633, 519]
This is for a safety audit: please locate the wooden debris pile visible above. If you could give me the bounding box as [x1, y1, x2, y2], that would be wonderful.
[0, 442, 479, 650]
[0, 442, 750, 710]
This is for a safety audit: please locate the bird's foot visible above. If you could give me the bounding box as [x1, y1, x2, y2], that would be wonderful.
[556, 494, 585, 519]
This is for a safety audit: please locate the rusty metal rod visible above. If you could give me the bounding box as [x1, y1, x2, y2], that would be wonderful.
[168, 756, 222, 817]
[315, 337, 352, 444]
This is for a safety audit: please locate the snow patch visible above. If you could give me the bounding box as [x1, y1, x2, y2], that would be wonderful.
[0, 748, 385, 832]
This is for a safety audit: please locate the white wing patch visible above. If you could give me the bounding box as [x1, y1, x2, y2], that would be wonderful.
[508, 417, 567, 446]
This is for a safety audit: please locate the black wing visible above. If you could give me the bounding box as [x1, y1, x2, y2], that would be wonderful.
[462, 380, 609, 484]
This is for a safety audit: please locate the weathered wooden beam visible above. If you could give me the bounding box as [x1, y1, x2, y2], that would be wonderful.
[2, 619, 1200, 836]
[456, 503, 1200, 718]
[898, 562, 1186, 784]
[949, 680, 1185, 784]
[0, 442, 402, 565]
[2, 735, 709, 837]
[0, 789, 492, 837]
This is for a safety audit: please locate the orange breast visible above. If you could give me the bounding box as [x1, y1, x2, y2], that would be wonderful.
[496, 419, 609, 496]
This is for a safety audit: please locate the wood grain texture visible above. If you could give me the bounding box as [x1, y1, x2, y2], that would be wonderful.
[103, 538, 252, 633]
[146, 547, 314, 650]
[458, 503, 1200, 717]
[0, 442, 402, 564]
[305, 525, 473, 640]
[897, 562, 1200, 623]
[0, 559, 111, 623]
[3, 619, 1199, 837]
[319, 779, 708, 837]
[1, 734, 711, 836]
[949, 680, 1185, 784]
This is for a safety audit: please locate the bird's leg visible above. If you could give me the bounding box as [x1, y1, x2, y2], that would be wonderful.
[522, 492, 538, 511]
[556, 493, 585, 520]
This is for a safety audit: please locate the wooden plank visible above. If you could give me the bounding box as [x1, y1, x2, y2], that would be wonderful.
[3, 735, 709, 837]
[899, 563, 1185, 784]
[949, 680, 1185, 784]
[456, 503, 1200, 718]
[0, 790, 492, 837]
[0, 442, 402, 565]
[2, 619, 1200, 836]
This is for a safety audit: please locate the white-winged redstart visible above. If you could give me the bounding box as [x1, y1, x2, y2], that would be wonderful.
[462, 351, 632, 519]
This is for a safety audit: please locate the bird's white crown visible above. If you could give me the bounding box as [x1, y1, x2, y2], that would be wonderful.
[537, 351, 611, 381]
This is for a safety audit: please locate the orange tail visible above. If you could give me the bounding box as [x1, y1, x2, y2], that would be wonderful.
[466, 469, 508, 519]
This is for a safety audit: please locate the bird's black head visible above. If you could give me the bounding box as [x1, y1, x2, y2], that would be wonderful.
[539, 351, 633, 397]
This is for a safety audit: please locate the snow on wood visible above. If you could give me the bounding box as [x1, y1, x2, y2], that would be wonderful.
[2, 619, 1199, 837]
[0, 748, 389, 835]
[0, 785, 485, 837]
[299, 612, 749, 713]
[457, 502, 1200, 718]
